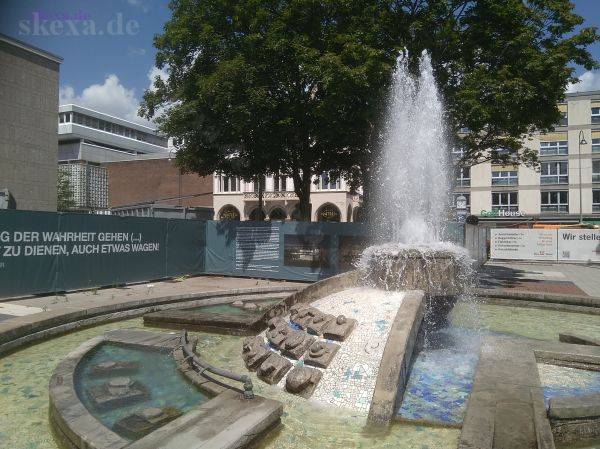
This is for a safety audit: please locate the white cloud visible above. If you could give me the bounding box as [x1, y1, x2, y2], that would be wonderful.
[59, 74, 151, 126]
[127, 46, 147, 57]
[59, 67, 171, 127]
[127, 0, 149, 12]
[566, 71, 600, 93]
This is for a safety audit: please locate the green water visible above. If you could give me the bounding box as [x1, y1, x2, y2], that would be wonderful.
[76, 344, 209, 438]
[1, 300, 599, 449]
[188, 298, 282, 316]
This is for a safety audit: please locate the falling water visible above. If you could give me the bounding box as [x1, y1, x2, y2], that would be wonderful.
[372, 51, 450, 244]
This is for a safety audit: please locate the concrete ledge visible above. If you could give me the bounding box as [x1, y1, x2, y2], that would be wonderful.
[559, 333, 600, 346]
[127, 390, 282, 449]
[367, 290, 425, 425]
[549, 394, 600, 445]
[474, 288, 600, 309]
[0, 286, 298, 356]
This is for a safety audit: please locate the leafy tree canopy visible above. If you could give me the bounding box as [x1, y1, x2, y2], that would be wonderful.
[141, 0, 598, 219]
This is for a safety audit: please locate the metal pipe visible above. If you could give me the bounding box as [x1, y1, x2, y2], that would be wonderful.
[179, 330, 254, 399]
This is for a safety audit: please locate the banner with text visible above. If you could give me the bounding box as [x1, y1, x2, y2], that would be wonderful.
[491, 228, 600, 262]
[490, 229, 557, 261]
[0, 210, 204, 298]
[557, 229, 600, 262]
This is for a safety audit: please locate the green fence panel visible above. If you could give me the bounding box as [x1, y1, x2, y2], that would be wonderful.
[166, 219, 206, 277]
[55, 213, 169, 292]
[0, 210, 60, 297]
[204, 221, 236, 275]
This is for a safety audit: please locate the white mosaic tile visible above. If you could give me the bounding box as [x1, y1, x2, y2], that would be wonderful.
[259, 287, 404, 415]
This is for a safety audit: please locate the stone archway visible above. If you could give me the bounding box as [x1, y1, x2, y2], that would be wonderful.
[218, 205, 240, 221]
[269, 208, 287, 221]
[249, 208, 266, 221]
[316, 203, 341, 222]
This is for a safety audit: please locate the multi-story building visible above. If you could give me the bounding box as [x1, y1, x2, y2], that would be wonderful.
[213, 174, 362, 222]
[454, 89, 600, 225]
[0, 34, 62, 211]
[57, 104, 170, 211]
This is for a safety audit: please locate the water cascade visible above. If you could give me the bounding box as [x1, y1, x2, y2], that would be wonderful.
[361, 51, 473, 295]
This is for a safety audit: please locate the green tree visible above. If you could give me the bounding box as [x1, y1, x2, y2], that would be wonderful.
[57, 168, 75, 211]
[401, 0, 598, 167]
[141, 0, 598, 218]
[140, 0, 399, 220]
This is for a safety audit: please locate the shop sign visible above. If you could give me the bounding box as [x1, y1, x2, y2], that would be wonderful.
[480, 210, 524, 218]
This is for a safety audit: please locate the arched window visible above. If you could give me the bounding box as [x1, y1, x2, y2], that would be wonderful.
[290, 206, 302, 221]
[316, 203, 341, 222]
[219, 205, 240, 221]
[249, 208, 266, 221]
[269, 208, 287, 221]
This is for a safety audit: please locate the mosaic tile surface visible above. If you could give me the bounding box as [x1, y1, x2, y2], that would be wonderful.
[258, 287, 405, 414]
[538, 363, 600, 407]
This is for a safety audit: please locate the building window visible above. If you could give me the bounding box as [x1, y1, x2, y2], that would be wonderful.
[316, 173, 341, 190]
[558, 111, 568, 126]
[594, 190, 600, 213]
[492, 192, 518, 212]
[541, 191, 568, 213]
[452, 193, 470, 212]
[219, 205, 240, 221]
[253, 176, 266, 192]
[455, 167, 470, 187]
[273, 175, 287, 192]
[540, 141, 568, 156]
[451, 146, 466, 160]
[491, 170, 518, 186]
[221, 176, 240, 192]
[592, 107, 600, 124]
[593, 160, 600, 183]
[540, 161, 568, 184]
[593, 138, 600, 154]
[317, 204, 341, 222]
[59, 113, 65, 124]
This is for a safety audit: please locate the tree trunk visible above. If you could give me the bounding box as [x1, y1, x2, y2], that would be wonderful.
[292, 169, 312, 221]
[257, 175, 264, 221]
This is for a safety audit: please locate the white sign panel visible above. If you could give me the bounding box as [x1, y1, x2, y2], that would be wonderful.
[557, 229, 600, 262]
[491, 229, 557, 261]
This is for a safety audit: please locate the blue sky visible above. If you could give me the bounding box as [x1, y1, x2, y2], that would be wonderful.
[1, 0, 599, 126]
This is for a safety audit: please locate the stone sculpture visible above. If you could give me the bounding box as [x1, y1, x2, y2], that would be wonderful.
[89, 361, 138, 377]
[113, 406, 182, 439]
[87, 377, 150, 410]
[323, 314, 356, 341]
[306, 312, 336, 336]
[285, 366, 322, 398]
[280, 330, 315, 359]
[303, 341, 340, 369]
[241, 336, 271, 370]
[257, 353, 292, 385]
[266, 317, 290, 348]
[289, 305, 319, 329]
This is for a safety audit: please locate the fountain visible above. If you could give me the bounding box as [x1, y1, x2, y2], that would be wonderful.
[359, 51, 473, 298]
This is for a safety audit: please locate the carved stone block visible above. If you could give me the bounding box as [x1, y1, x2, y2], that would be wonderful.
[87, 377, 150, 410]
[323, 315, 356, 341]
[289, 305, 320, 329]
[306, 313, 336, 336]
[280, 330, 315, 359]
[266, 317, 291, 348]
[303, 341, 340, 368]
[241, 336, 271, 371]
[257, 353, 293, 385]
[285, 366, 322, 398]
[89, 361, 139, 377]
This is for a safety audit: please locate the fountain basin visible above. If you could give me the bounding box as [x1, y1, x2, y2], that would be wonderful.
[359, 243, 473, 296]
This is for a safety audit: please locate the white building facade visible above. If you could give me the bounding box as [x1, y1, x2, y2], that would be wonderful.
[213, 174, 362, 222]
[57, 104, 170, 211]
[453, 90, 600, 224]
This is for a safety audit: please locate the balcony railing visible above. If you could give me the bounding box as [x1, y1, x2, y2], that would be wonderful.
[243, 191, 298, 200]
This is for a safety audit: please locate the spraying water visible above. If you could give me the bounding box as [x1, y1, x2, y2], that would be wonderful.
[372, 51, 450, 244]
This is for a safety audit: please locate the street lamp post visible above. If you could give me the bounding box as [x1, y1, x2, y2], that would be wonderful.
[578, 130, 588, 224]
